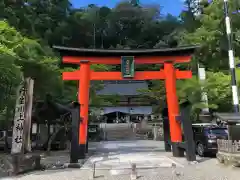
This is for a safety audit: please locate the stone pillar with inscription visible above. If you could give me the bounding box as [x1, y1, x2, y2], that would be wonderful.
[11, 81, 27, 174]
[11, 81, 27, 154]
[11, 78, 35, 174]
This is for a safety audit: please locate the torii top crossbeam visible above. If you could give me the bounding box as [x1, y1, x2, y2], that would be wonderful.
[54, 45, 197, 81]
[54, 45, 197, 64]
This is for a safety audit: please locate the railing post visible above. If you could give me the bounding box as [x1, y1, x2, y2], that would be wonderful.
[130, 163, 137, 180]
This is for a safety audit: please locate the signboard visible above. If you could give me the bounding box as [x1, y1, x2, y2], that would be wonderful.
[11, 81, 27, 154]
[198, 67, 206, 80]
[121, 56, 135, 78]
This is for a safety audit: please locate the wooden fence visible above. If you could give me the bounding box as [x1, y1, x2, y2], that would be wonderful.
[217, 139, 240, 153]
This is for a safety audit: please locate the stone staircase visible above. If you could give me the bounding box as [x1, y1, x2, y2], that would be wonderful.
[101, 123, 136, 141]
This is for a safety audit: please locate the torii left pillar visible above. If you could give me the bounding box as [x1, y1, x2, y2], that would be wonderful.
[78, 60, 90, 159]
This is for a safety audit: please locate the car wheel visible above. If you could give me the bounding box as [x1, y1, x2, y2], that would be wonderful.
[197, 142, 205, 157]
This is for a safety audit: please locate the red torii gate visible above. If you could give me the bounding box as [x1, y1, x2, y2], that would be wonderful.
[53, 46, 197, 159]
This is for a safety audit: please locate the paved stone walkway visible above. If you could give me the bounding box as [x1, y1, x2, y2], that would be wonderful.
[1, 140, 240, 180]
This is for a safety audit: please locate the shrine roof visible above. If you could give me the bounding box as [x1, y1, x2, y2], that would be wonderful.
[215, 113, 240, 123]
[96, 81, 148, 96]
[53, 45, 199, 57]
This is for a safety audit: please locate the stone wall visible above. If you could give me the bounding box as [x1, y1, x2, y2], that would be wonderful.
[217, 139, 240, 166]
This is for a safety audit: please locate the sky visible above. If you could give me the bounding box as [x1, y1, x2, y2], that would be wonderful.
[71, 0, 184, 16]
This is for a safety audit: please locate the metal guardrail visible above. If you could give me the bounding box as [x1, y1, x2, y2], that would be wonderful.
[217, 139, 240, 153]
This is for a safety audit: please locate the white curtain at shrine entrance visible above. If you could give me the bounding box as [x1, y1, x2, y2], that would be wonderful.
[102, 106, 152, 115]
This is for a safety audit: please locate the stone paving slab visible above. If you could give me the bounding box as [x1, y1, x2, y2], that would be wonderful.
[1, 162, 238, 180]
[1, 140, 240, 180]
[83, 152, 183, 170]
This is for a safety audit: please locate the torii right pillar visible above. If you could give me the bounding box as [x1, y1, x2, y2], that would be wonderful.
[164, 61, 184, 157]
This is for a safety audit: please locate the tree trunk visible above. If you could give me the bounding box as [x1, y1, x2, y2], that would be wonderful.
[4, 106, 11, 152]
[23, 78, 34, 153]
[47, 126, 65, 152]
[4, 82, 12, 152]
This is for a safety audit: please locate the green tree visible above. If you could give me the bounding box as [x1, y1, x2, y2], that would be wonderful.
[180, 0, 240, 71]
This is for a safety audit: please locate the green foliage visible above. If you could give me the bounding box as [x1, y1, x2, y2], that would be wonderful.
[180, 0, 240, 71]
[0, 20, 62, 99]
[1, 0, 239, 124]
[205, 72, 232, 112]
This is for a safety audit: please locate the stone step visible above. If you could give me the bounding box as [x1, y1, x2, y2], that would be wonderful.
[105, 130, 136, 140]
[106, 132, 134, 135]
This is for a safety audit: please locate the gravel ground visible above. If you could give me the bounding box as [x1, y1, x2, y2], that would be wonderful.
[1, 140, 239, 180]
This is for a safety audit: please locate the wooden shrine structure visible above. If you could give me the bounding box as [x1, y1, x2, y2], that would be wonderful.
[53, 46, 198, 159]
